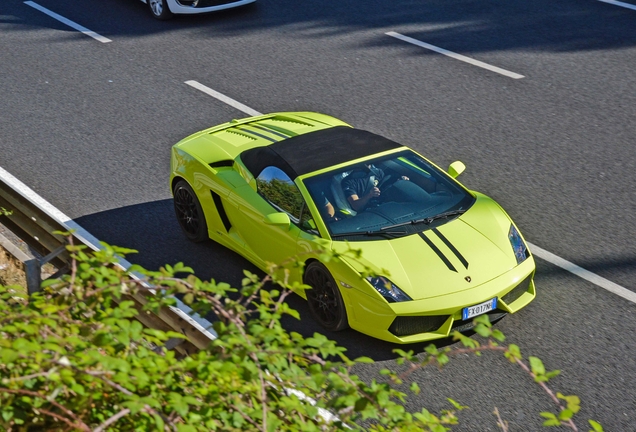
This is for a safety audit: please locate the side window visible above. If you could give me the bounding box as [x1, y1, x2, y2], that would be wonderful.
[256, 167, 305, 221]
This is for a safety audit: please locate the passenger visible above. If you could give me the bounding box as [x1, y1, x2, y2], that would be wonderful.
[319, 193, 340, 222]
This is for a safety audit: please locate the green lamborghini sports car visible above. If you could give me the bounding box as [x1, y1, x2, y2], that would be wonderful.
[170, 112, 536, 344]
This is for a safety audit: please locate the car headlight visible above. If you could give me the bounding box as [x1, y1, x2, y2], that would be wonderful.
[508, 224, 528, 265]
[366, 276, 412, 303]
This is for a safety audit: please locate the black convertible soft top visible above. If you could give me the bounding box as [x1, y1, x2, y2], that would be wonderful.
[239, 126, 403, 180]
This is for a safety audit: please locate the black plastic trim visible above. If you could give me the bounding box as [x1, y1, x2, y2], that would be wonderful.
[251, 124, 291, 139]
[209, 160, 234, 169]
[210, 191, 232, 232]
[238, 126, 279, 142]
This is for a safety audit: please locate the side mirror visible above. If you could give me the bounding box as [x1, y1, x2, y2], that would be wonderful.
[302, 219, 317, 230]
[264, 212, 291, 227]
[448, 161, 466, 178]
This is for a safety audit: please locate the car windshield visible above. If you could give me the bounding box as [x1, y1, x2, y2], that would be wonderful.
[303, 150, 476, 240]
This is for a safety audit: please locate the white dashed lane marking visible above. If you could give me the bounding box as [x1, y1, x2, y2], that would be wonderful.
[598, 0, 636, 11]
[185, 80, 262, 116]
[24, 1, 112, 43]
[527, 242, 636, 303]
[386, 31, 525, 79]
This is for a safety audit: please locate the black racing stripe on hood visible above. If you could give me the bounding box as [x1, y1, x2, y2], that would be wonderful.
[432, 228, 469, 269]
[418, 232, 457, 272]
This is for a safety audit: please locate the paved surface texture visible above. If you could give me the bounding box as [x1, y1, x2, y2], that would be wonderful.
[2, 0, 636, 429]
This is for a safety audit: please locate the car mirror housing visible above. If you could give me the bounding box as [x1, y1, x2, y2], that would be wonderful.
[264, 212, 291, 227]
[448, 161, 466, 178]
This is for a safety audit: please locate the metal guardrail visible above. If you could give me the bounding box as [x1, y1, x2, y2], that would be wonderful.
[0, 167, 345, 425]
[0, 167, 216, 356]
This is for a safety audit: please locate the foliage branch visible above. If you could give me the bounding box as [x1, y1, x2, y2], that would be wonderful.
[0, 238, 602, 431]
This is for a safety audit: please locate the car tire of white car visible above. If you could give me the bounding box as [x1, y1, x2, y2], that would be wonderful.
[148, 0, 173, 20]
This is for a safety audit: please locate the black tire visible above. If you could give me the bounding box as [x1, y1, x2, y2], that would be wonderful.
[173, 180, 208, 242]
[304, 262, 349, 331]
[148, 0, 173, 20]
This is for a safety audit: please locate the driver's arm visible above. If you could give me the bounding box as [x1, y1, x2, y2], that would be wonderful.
[347, 187, 380, 212]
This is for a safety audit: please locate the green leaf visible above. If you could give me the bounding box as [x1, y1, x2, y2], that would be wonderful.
[474, 323, 491, 337]
[491, 329, 506, 342]
[2, 408, 14, 422]
[1, 348, 19, 364]
[183, 293, 194, 305]
[540, 412, 560, 427]
[589, 419, 604, 432]
[153, 413, 165, 431]
[558, 409, 574, 421]
[447, 398, 467, 411]
[505, 344, 522, 362]
[557, 393, 580, 414]
[528, 356, 545, 376]
[545, 370, 561, 379]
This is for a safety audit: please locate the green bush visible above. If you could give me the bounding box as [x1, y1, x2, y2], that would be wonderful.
[0, 242, 601, 431]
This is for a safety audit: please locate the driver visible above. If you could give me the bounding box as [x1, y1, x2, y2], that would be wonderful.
[343, 164, 409, 212]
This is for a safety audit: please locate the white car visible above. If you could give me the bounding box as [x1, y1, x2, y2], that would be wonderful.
[142, 0, 255, 20]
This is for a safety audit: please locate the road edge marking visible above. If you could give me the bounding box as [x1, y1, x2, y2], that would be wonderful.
[386, 31, 525, 79]
[24, 1, 112, 44]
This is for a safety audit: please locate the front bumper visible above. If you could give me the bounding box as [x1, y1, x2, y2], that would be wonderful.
[344, 256, 536, 344]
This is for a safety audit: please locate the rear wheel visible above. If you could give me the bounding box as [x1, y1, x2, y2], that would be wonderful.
[304, 262, 349, 331]
[173, 180, 208, 242]
[148, 0, 173, 20]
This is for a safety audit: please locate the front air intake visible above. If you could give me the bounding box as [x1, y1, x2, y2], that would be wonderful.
[501, 275, 531, 305]
[389, 315, 448, 337]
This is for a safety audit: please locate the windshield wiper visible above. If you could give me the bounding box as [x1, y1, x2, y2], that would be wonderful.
[379, 218, 429, 231]
[331, 229, 408, 239]
[331, 210, 467, 239]
[422, 209, 466, 224]
[378, 209, 467, 231]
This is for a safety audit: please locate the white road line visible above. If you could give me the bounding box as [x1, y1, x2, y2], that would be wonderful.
[598, 0, 636, 10]
[184, 80, 262, 116]
[386, 31, 525, 80]
[527, 242, 636, 304]
[0, 166, 216, 340]
[24, 1, 112, 44]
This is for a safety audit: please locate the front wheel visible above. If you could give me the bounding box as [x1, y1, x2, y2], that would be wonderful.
[173, 180, 208, 242]
[148, 0, 173, 20]
[304, 262, 349, 332]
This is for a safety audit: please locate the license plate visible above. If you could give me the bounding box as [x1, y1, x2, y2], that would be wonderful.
[462, 298, 497, 320]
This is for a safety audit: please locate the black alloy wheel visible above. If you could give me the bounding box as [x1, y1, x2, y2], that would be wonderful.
[304, 262, 348, 332]
[173, 180, 208, 242]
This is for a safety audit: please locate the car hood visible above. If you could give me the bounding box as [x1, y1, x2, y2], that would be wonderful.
[334, 195, 519, 300]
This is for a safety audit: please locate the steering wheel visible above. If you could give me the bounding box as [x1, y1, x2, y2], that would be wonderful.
[376, 174, 393, 189]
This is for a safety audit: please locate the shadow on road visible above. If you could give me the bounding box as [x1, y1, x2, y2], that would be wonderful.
[75, 198, 466, 361]
[5, 0, 636, 54]
[76, 198, 636, 361]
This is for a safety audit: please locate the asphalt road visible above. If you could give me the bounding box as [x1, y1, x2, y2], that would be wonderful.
[1, 0, 636, 429]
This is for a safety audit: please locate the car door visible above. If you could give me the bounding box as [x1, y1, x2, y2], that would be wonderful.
[229, 166, 317, 275]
